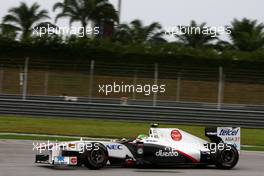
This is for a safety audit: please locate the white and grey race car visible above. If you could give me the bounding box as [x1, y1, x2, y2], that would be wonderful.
[35, 124, 239, 169]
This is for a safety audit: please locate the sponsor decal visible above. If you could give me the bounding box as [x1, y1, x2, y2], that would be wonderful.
[156, 146, 179, 157]
[155, 150, 179, 157]
[171, 130, 182, 141]
[218, 128, 239, 136]
[54, 156, 77, 165]
[54, 156, 69, 165]
[70, 157, 77, 165]
[106, 144, 123, 150]
[57, 156, 64, 162]
[217, 127, 241, 151]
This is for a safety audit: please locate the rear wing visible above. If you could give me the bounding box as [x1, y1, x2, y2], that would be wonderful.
[205, 127, 241, 151]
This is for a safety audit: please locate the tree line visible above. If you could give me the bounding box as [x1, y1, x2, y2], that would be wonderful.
[0, 0, 264, 57]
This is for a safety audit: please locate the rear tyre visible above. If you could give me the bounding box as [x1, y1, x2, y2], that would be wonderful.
[212, 144, 239, 169]
[83, 143, 108, 170]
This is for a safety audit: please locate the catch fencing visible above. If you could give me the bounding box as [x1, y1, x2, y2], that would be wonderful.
[0, 57, 263, 128]
[0, 57, 264, 107]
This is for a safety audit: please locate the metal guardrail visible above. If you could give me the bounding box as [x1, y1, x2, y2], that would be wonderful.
[0, 94, 264, 111]
[0, 97, 263, 128]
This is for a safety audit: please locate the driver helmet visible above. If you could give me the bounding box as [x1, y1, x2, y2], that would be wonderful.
[137, 134, 148, 140]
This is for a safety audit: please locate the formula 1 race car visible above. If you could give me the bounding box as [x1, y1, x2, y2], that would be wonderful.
[35, 124, 240, 170]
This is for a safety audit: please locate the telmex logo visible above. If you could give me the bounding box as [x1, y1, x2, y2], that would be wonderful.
[219, 129, 239, 136]
[106, 144, 123, 150]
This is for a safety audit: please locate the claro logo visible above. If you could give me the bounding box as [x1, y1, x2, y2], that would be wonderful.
[219, 129, 239, 136]
[155, 150, 179, 157]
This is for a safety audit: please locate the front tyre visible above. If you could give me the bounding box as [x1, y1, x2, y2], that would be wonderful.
[213, 144, 239, 169]
[83, 143, 108, 170]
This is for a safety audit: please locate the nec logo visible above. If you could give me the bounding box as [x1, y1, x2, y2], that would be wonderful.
[106, 144, 123, 150]
[219, 129, 239, 136]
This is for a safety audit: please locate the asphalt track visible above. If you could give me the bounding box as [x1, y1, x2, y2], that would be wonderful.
[0, 140, 263, 176]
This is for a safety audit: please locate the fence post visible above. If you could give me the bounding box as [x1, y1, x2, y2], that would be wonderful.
[153, 63, 158, 106]
[44, 70, 49, 96]
[176, 72, 181, 102]
[118, 0, 122, 23]
[22, 57, 29, 100]
[0, 66, 4, 94]
[88, 60, 95, 102]
[132, 70, 138, 100]
[217, 66, 224, 109]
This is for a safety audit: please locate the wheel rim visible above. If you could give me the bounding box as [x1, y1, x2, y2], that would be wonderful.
[90, 149, 105, 164]
[221, 150, 235, 163]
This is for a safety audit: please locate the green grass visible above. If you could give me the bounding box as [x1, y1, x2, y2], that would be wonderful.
[0, 115, 263, 147]
[241, 146, 264, 151]
[0, 115, 204, 139]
